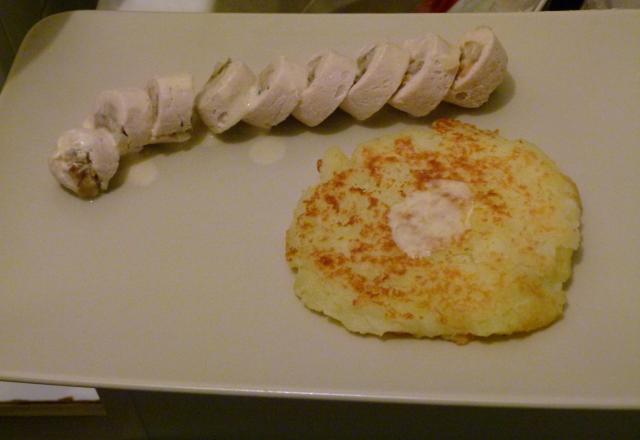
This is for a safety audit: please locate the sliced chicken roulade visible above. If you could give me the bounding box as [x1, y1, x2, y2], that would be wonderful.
[147, 73, 194, 143]
[243, 57, 307, 129]
[48, 128, 121, 198]
[292, 50, 357, 127]
[196, 59, 257, 134]
[340, 42, 409, 121]
[389, 34, 460, 117]
[445, 26, 508, 108]
[91, 88, 153, 154]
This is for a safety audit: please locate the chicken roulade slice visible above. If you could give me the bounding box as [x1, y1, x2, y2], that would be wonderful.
[48, 128, 121, 198]
[292, 50, 357, 127]
[389, 34, 460, 117]
[243, 56, 307, 129]
[444, 26, 508, 108]
[340, 42, 409, 121]
[147, 73, 195, 143]
[196, 59, 257, 134]
[91, 88, 153, 154]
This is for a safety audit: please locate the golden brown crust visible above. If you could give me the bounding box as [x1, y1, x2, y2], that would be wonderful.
[286, 119, 581, 341]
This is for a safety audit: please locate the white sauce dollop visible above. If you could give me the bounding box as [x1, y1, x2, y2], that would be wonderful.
[388, 180, 473, 258]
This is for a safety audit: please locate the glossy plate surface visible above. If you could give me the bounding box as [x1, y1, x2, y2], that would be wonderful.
[0, 10, 638, 408]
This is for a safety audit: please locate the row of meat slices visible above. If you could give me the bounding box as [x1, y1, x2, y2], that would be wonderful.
[49, 26, 507, 198]
[49, 74, 195, 197]
[199, 26, 507, 132]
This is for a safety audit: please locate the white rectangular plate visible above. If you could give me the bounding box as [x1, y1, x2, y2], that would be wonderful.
[0, 10, 638, 408]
